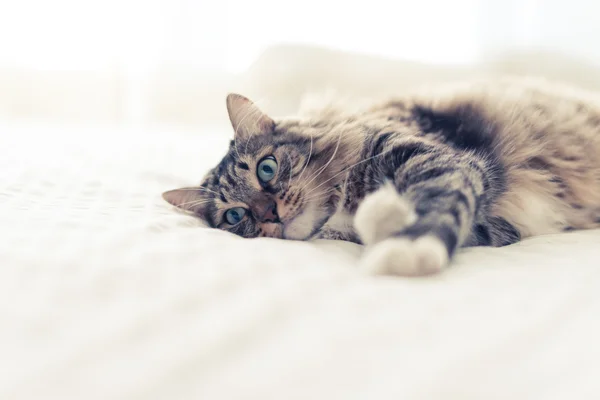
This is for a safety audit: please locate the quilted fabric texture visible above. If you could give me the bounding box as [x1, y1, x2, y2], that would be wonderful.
[2, 122, 600, 400]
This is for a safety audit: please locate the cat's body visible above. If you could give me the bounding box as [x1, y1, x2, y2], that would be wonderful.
[164, 77, 600, 276]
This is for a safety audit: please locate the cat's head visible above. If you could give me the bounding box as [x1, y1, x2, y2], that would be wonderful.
[163, 94, 353, 240]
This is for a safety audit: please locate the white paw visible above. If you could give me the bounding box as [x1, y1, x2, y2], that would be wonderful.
[354, 183, 417, 245]
[360, 236, 448, 276]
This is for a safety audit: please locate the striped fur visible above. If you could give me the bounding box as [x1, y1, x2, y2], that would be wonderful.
[164, 78, 600, 276]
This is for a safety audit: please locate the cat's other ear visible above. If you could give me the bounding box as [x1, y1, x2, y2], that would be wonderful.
[226, 93, 275, 141]
[162, 187, 207, 215]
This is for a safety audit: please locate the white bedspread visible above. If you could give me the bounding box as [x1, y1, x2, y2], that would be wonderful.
[1, 122, 599, 400]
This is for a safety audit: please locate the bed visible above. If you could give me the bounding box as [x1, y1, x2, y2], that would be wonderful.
[3, 46, 600, 398]
[1, 118, 599, 400]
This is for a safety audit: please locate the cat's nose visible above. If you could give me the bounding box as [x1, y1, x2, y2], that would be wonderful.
[255, 200, 279, 223]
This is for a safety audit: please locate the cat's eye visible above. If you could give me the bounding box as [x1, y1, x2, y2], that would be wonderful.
[224, 207, 246, 225]
[257, 156, 277, 183]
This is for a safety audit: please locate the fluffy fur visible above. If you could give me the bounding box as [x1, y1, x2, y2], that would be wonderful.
[163, 77, 600, 276]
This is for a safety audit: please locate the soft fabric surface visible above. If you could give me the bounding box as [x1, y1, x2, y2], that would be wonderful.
[2, 122, 600, 400]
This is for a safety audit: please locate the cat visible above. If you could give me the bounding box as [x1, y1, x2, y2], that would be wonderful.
[163, 77, 600, 276]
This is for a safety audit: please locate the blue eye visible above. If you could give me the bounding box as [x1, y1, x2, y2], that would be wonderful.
[257, 156, 277, 183]
[225, 207, 246, 225]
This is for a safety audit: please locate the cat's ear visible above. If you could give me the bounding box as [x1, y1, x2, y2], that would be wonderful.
[226, 93, 275, 141]
[162, 187, 208, 215]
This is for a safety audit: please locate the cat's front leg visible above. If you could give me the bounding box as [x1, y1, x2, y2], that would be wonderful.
[354, 155, 486, 276]
[315, 226, 361, 244]
[354, 185, 452, 276]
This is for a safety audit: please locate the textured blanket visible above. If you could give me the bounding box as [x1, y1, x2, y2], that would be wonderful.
[2, 122, 599, 399]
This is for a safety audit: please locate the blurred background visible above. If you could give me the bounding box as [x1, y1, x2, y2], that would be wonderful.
[1, 0, 600, 129]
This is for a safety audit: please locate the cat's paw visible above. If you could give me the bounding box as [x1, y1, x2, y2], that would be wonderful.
[354, 183, 417, 245]
[360, 235, 448, 276]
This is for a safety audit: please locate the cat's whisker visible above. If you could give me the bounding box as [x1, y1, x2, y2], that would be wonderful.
[303, 187, 337, 202]
[298, 125, 345, 193]
[304, 149, 392, 197]
[303, 184, 338, 200]
[285, 152, 293, 188]
[297, 138, 334, 193]
[296, 131, 314, 182]
[306, 190, 338, 203]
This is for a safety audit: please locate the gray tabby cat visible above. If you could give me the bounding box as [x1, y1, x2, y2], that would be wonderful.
[164, 77, 600, 276]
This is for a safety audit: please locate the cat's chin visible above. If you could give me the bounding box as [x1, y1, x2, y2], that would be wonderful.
[282, 201, 330, 240]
